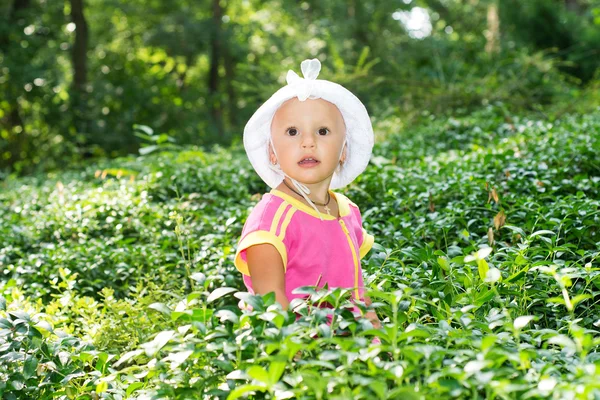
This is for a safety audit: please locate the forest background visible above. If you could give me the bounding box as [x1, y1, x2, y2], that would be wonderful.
[2, 0, 600, 176]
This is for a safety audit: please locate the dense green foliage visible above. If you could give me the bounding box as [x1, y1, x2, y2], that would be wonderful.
[1, 103, 600, 398]
[3, 1, 600, 398]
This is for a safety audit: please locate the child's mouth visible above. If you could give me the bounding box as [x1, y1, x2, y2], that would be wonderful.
[298, 158, 320, 168]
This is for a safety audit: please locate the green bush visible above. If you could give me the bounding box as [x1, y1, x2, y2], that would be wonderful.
[1, 104, 600, 398]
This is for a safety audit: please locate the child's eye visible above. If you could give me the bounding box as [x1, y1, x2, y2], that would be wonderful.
[318, 128, 330, 136]
[286, 127, 299, 136]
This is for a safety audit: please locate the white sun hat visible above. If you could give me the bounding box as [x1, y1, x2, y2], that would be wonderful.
[243, 58, 374, 217]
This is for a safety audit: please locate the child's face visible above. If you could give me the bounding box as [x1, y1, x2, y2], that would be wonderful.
[269, 98, 347, 187]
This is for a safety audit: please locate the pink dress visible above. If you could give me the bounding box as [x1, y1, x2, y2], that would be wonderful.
[234, 188, 374, 309]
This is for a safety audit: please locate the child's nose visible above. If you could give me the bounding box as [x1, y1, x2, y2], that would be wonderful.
[301, 134, 316, 148]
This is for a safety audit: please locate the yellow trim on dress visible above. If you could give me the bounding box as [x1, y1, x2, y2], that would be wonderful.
[338, 218, 361, 299]
[269, 189, 350, 220]
[234, 231, 288, 276]
[270, 202, 289, 234]
[359, 228, 375, 259]
[332, 192, 352, 218]
[278, 209, 297, 240]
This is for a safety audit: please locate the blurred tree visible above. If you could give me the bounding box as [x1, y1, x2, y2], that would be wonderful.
[499, 0, 600, 82]
[485, 0, 500, 54]
[208, 0, 224, 142]
[69, 0, 90, 155]
[565, 0, 582, 13]
[1, 0, 30, 169]
[0, 0, 75, 175]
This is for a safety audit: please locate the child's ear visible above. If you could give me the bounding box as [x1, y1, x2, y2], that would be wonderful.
[340, 142, 348, 164]
[268, 142, 277, 165]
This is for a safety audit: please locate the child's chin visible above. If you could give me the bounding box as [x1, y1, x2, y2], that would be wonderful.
[289, 174, 334, 186]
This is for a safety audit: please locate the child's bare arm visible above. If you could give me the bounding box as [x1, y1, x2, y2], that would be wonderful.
[363, 295, 382, 329]
[246, 244, 289, 310]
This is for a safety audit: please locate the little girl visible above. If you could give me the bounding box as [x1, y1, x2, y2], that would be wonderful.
[234, 58, 380, 329]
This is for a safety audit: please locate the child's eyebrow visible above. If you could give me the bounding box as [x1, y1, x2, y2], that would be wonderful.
[279, 119, 338, 126]
[280, 124, 337, 132]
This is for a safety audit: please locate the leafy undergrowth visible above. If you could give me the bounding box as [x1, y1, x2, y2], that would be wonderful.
[1, 104, 600, 399]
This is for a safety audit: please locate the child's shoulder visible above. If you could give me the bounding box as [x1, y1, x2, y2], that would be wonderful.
[243, 192, 287, 227]
[333, 191, 359, 209]
[333, 192, 366, 226]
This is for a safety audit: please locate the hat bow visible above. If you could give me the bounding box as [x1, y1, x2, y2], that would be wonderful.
[285, 58, 321, 101]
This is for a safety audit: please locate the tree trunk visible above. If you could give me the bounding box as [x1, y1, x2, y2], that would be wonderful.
[485, 1, 500, 55]
[69, 0, 89, 153]
[70, 0, 88, 91]
[348, 0, 370, 53]
[208, 0, 224, 143]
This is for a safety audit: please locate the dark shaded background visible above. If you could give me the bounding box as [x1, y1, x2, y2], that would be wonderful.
[1, 0, 599, 176]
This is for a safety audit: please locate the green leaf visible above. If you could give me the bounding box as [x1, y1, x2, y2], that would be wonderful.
[547, 335, 577, 351]
[387, 387, 421, 400]
[475, 287, 495, 306]
[75, 351, 94, 363]
[0, 318, 12, 329]
[530, 230, 556, 238]
[226, 384, 267, 400]
[480, 335, 497, 352]
[133, 124, 154, 136]
[141, 330, 175, 357]
[477, 258, 489, 281]
[95, 352, 109, 373]
[148, 302, 172, 316]
[190, 273, 206, 284]
[34, 320, 53, 334]
[502, 225, 525, 236]
[225, 217, 237, 227]
[9, 311, 31, 322]
[114, 349, 144, 368]
[505, 268, 528, 283]
[515, 254, 528, 265]
[171, 310, 192, 322]
[23, 356, 38, 379]
[370, 381, 386, 399]
[437, 257, 449, 272]
[139, 145, 159, 155]
[10, 380, 24, 390]
[226, 370, 250, 380]
[167, 350, 193, 368]
[214, 309, 239, 324]
[514, 315, 536, 330]
[126, 382, 145, 396]
[247, 366, 270, 384]
[268, 361, 286, 384]
[207, 287, 238, 304]
[156, 133, 175, 144]
[96, 381, 108, 394]
[571, 294, 591, 307]
[234, 292, 265, 311]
